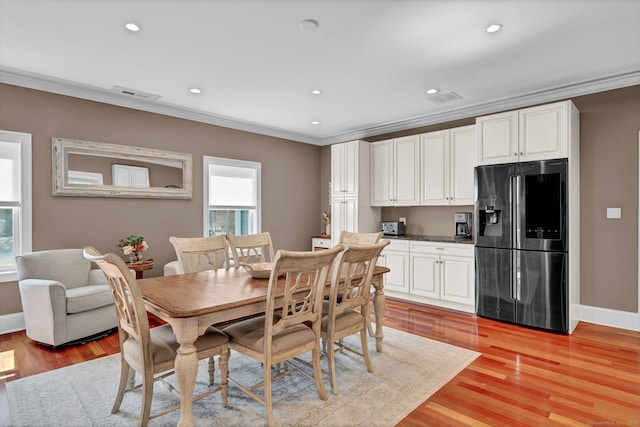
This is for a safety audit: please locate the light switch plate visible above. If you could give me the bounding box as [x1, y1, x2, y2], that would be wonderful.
[606, 208, 621, 219]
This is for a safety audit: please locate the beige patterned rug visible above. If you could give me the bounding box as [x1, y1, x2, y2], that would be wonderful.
[6, 327, 479, 426]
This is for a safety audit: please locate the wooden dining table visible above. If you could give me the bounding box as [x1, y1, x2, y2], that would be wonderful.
[137, 265, 390, 427]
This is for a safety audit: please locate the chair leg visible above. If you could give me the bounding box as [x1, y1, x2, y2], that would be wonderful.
[219, 349, 229, 408]
[112, 357, 130, 413]
[140, 370, 155, 427]
[326, 336, 339, 395]
[264, 363, 274, 427]
[208, 356, 215, 386]
[360, 328, 374, 373]
[312, 347, 328, 400]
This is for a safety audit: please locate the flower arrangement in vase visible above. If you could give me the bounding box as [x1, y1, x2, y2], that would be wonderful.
[117, 233, 148, 262]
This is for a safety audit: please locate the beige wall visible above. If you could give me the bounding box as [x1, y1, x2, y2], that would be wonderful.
[2, 83, 639, 316]
[0, 83, 321, 315]
[320, 85, 640, 314]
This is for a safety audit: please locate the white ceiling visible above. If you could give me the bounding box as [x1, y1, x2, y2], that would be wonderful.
[1, 0, 639, 146]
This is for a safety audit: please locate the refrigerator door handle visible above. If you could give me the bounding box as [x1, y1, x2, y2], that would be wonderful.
[515, 175, 522, 250]
[514, 250, 521, 301]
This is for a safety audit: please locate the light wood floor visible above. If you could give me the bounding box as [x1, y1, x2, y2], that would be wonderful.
[1, 298, 638, 426]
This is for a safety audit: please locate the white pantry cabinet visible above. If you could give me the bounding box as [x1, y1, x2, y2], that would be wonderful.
[420, 125, 476, 205]
[330, 141, 381, 246]
[370, 135, 420, 206]
[477, 100, 578, 165]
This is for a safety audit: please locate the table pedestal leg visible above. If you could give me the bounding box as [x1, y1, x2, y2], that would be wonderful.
[371, 275, 385, 353]
[172, 319, 199, 427]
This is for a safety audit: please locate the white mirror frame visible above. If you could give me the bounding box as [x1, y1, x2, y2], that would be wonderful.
[52, 137, 193, 199]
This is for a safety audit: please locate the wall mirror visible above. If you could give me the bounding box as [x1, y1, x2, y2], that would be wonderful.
[52, 137, 193, 199]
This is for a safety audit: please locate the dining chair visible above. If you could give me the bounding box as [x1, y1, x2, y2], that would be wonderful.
[223, 245, 344, 426]
[338, 230, 383, 245]
[226, 232, 275, 266]
[169, 235, 231, 384]
[169, 235, 230, 273]
[337, 230, 385, 335]
[83, 246, 230, 427]
[321, 240, 389, 394]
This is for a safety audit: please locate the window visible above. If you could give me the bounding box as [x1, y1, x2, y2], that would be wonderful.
[0, 130, 32, 282]
[204, 156, 261, 237]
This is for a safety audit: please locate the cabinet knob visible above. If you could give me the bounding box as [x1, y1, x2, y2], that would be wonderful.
[520, 152, 524, 156]
[514, 152, 518, 156]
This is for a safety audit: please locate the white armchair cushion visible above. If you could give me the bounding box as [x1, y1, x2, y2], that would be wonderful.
[164, 260, 182, 276]
[65, 285, 114, 314]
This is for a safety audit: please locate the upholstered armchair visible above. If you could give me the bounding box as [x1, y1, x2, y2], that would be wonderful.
[16, 249, 118, 347]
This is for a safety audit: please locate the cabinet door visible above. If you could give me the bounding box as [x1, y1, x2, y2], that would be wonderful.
[394, 135, 420, 206]
[370, 140, 394, 206]
[420, 130, 449, 205]
[410, 253, 440, 298]
[331, 197, 358, 244]
[449, 125, 477, 205]
[519, 102, 568, 161]
[381, 250, 409, 293]
[477, 111, 518, 165]
[440, 255, 475, 305]
[331, 141, 360, 198]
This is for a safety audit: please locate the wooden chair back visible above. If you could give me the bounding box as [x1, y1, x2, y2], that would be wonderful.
[266, 245, 344, 344]
[83, 246, 152, 369]
[169, 235, 230, 273]
[226, 232, 275, 265]
[338, 231, 383, 245]
[328, 241, 390, 316]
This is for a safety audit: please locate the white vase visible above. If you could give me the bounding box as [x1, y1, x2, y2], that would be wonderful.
[326, 223, 331, 236]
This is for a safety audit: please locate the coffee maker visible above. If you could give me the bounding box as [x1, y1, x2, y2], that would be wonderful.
[454, 212, 472, 238]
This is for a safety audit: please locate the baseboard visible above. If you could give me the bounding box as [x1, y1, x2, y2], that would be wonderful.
[578, 304, 640, 332]
[0, 312, 25, 334]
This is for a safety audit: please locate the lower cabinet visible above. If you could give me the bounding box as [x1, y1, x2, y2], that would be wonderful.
[381, 239, 475, 313]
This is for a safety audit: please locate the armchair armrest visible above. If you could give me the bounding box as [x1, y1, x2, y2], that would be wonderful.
[18, 279, 68, 345]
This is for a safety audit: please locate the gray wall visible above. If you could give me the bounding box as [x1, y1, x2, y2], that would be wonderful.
[0, 83, 321, 315]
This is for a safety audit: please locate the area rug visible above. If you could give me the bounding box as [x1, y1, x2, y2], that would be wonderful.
[6, 327, 479, 426]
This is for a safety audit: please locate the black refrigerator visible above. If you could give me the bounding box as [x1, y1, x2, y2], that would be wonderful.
[474, 159, 568, 333]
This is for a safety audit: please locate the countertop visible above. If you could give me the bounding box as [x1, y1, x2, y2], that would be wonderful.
[381, 234, 474, 244]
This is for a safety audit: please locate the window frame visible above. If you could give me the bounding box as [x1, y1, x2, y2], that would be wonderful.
[203, 156, 261, 237]
[0, 130, 32, 283]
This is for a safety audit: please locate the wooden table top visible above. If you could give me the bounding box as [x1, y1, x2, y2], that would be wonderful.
[138, 265, 389, 319]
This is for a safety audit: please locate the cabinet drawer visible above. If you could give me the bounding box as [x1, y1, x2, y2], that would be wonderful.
[312, 237, 332, 250]
[382, 239, 410, 252]
[410, 241, 474, 257]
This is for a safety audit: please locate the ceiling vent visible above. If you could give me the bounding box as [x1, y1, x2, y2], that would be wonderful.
[111, 85, 161, 101]
[426, 91, 462, 105]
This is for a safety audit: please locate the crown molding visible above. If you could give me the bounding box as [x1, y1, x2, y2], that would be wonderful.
[2, 66, 639, 147]
[321, 69, 640, 145]
[0, 66, 322, 146]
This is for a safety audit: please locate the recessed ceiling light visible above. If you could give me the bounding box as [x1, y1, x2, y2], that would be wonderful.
[311, 89, 322, 95]
[189, 88, 202, 94]
[486, 24, 502, 33]
[426, 88, 439, 95]
[300, 19, 319, 30]
[311, 120, 321, 125]
[125, 22, 141, 32]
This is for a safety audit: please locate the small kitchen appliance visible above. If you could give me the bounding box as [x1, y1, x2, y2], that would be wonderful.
[454, 212, 472, 238]
[380, 221, 405, 236]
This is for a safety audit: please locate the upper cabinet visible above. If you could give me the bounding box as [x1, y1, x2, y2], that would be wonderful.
[370, 135, 420, 206]
[420, 125, 476, 205]
[477, 100, 578, 165]
[331, 141, 359, 198]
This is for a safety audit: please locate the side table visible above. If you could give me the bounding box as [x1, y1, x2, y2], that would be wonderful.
[125, 258, 155, 279]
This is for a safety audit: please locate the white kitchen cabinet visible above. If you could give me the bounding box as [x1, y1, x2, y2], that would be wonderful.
[382, 239, 475, 313]
[331, 141, 359, 198]
[330, 141, 381, 246]
[477, 100, 578, 165]
[420, 125, 476, 205]
[379, 240, 410, 293]
[370, 135, 420, 206]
